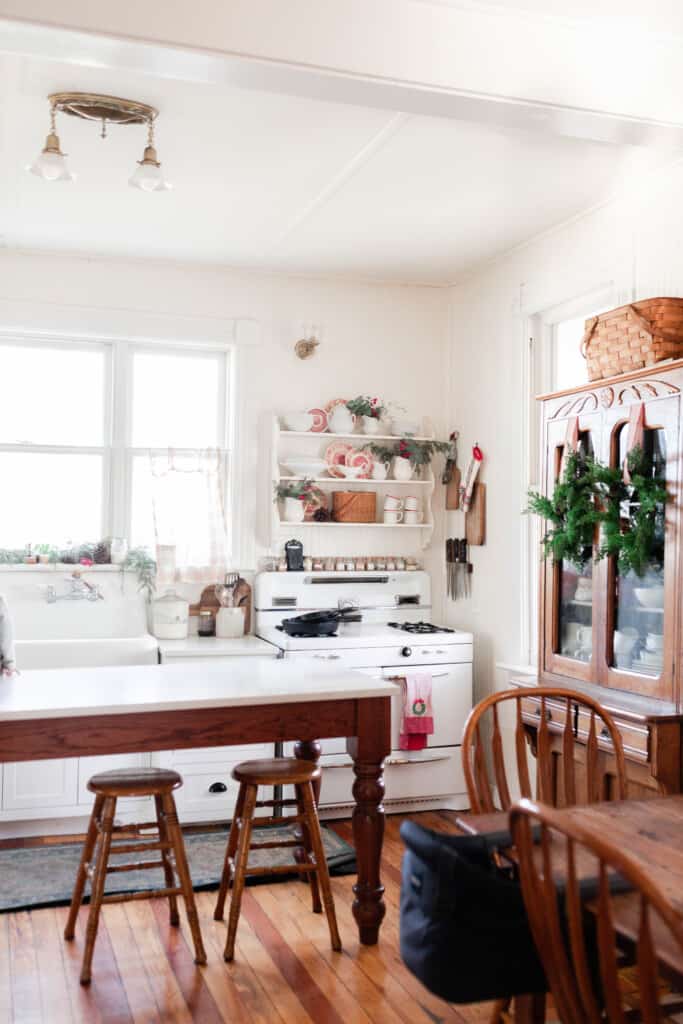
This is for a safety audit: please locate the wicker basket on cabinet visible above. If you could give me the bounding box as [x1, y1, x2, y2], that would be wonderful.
[581, 298, 683, 381]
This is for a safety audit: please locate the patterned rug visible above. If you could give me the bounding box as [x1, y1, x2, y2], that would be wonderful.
[0, 824, 356, 913]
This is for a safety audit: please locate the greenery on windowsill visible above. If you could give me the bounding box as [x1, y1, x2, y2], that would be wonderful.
[123, 547, 157, 601]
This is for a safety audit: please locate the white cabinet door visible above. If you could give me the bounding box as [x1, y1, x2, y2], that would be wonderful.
[3, 759, 79, 811]
[77, 754, 152, 805]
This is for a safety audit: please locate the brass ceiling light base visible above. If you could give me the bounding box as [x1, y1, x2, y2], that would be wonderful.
[48, 93, 158, 129]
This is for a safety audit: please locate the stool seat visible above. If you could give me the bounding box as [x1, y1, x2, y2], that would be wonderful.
[232, 757, 320, 786]
[87, 767, 182, 796]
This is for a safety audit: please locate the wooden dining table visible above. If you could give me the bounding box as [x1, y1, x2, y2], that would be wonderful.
[457, 796, 683, 1018]
[0, 657, 396, 946]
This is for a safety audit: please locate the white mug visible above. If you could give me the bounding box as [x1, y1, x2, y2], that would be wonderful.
[383, 509, 404, 525]
[562, 621, 582, 649]
[384, 495, 403, 511]
[577, 625, 593, 650]
[403, 509, 422, 524]
[646, 632, 664, 652]
[614, 627, 638, 654]
[404, 496, 419, 511]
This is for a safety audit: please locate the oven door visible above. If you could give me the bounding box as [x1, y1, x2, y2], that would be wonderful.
[373, 664, 472, 750]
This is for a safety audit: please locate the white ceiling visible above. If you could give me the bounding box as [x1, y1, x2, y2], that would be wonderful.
[0, 53, 669, 284]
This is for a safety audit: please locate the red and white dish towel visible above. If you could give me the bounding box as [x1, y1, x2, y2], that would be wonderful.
[398, 672, 434, 751]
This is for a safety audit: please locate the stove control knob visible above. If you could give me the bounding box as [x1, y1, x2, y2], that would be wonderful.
[401, 646, 412, 657]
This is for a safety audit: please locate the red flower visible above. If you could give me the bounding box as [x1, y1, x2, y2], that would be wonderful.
[371, 397, 378, 405]
[80, 558, 94, 566]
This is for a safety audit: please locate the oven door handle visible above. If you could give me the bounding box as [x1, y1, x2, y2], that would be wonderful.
[385, 754, 451, 767]
[384, 671, 450, 680]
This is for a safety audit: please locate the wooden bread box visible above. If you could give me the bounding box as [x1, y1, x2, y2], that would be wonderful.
[332, 491, 376, 523]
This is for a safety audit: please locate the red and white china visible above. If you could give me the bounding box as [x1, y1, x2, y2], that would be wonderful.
[324, 398, 347, 414]
[325, 441, 353, 478]
[345, 448, 373, 479]
[308, 407, 328, 432]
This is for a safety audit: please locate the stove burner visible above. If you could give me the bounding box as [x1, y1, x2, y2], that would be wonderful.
[387, 621, 455, 634]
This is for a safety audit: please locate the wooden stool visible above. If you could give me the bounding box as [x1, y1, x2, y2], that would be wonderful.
[64, 767, 207, 984]
[213, 758, 342, 961]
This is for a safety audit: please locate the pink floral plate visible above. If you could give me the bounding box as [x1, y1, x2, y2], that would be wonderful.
[325, 441, 353, 478]
[345, 448, 373, 479]
[308, 407, 328, 433]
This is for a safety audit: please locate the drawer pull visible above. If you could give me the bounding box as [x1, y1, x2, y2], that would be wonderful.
[208, 781, 228, 794]
[601, 727, 610, 738]
[535, 707, 552, 721]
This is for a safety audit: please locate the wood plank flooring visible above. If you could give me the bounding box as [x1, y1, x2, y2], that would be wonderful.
[0, 811, 498, 1024]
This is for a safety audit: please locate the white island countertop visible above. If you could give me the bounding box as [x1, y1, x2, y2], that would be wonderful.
[158, 635, 277, 659]
[0, 658, 399, 722]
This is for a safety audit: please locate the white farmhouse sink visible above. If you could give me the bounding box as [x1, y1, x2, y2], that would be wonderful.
[15, 637, 159, 670]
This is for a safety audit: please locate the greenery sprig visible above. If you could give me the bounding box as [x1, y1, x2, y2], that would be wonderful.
[396, 437, 451, 468]
[274, 478, 316, 501]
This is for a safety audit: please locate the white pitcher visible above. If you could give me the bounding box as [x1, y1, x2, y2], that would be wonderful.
[372, 460, 389, 481]
[392, 456, 414, 481]
[283, 497, 305, 523]
[328, 405, 356, 434]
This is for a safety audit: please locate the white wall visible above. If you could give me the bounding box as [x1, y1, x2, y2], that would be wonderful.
[0, 249, 450, 617]
[443, 156, 683, 702]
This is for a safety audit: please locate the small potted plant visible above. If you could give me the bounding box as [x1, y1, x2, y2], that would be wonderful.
[274, 479, 315, 523]
[346, 395, 388, 435]
[393, 438, 450, 480]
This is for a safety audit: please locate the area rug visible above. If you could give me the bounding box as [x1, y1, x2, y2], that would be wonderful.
[0, 824, 356, 913]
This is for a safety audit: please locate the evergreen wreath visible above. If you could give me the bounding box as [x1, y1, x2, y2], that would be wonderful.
[526, 446, 668, 577]
[593, 447, 668, 577]
[526, 448, 601, 570]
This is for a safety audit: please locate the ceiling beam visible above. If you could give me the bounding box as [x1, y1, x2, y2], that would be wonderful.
[1, 2, 683, 150]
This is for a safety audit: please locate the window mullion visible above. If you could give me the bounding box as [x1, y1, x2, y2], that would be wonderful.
[109, 341, 130, 540]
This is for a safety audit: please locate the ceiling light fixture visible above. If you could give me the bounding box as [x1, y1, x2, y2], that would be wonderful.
[129, 119, 171, 192]
[28, 93, 171, 191]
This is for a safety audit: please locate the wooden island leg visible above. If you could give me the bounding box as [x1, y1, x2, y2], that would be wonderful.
[347, 696, 392, 946]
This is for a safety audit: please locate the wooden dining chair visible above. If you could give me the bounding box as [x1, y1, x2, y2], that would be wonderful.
[510, 798, 683, 1023]
[461, 686, 627, 814]
[461, 687, 627, 1023]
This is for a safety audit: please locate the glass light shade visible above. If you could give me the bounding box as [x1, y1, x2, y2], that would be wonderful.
[28, 148, 74, 182]
[129, 160, 171, 193]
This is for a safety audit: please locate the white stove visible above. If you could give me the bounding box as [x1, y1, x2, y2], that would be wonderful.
[254, 571, 473, 815]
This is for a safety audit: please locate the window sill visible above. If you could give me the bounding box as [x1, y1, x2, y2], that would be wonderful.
[0, 563, 132, 572]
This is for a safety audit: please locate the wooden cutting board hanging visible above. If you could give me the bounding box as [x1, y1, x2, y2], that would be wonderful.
[465, 482, 486, 546]
[446, 467, 461, 510]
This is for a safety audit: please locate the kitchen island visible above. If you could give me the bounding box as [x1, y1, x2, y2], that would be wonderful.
[0, 658, 396, 945]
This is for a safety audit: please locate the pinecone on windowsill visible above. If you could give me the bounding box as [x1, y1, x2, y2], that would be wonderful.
[93, 541, 111, 564]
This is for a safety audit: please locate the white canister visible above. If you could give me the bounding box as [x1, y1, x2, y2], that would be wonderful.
[361, 415, 381, 435]
[216, 606, 245, 639]
[283, 497, 305, 523]
[392, 456, 414, 481]
[152, 589, 189, 640]
[110, 537, 129, 565]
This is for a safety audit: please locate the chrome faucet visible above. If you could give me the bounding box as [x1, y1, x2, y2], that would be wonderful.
[46, 572, 103, 603]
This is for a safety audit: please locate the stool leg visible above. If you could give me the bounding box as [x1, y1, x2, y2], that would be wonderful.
[64, 793, 104, 941]
[295, 783, 322, 914]
[224, 783, 257, 962]
[154, 794, 179, 927]
[80, 795, 116, 985]
[214, 781, 246, 921]
[162, 792, 207, 965]
[301, 782, 342, 952]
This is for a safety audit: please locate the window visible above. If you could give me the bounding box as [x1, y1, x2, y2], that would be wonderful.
[550, 308, 610, 392]
[0, 338, 232, 555]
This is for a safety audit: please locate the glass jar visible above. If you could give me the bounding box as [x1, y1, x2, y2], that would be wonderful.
[198, 609, 215, 637]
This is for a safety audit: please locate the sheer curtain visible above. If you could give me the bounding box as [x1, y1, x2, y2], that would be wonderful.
[150, 448, 229, 584]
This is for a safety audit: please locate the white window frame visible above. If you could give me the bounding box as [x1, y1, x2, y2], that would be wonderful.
[520, 283, 618, 669]
[0, 333, 235, 556]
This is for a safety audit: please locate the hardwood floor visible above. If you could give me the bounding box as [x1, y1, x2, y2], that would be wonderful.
[0, 811, 498, 1024]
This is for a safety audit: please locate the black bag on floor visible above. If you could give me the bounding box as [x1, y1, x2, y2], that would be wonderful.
[399, 820, 547, 1004]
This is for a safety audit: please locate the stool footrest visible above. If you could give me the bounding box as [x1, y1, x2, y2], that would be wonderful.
[100, 886, 183, 906]
[254, 798, 298, 809]
[249, 839, 300, 852]
[247, 814, 305, 828]
[106, 859, 169, 875]
[106, 840, 171, 856]
[244, 862, 316, 877]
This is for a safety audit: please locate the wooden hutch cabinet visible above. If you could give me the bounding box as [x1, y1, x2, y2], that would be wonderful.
[515, 360, 683, 799]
